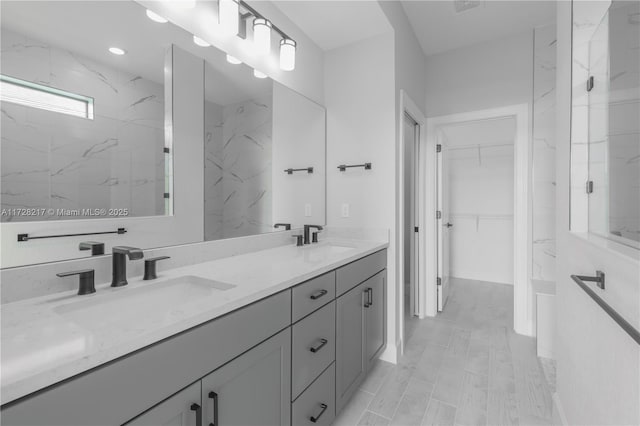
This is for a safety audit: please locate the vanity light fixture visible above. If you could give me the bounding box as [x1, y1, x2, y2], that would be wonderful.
[253, 17, 272, 55]
[279, 38, 296, 71]
[146, 9, 168, 23]
[219, 0, 239, 36]
[193, 35, 210, 47]
[226, 54, 242, 64]
[108, 47, 126, 55]
[253, 69, 267, 79]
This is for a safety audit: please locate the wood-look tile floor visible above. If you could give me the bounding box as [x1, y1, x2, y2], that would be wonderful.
[334, 278, 554, 426]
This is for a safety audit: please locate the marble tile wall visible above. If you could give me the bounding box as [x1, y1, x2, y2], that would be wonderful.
[1, 29, 165, 222]
[204, 95, 273, 240]
[532, 24, 558, 283]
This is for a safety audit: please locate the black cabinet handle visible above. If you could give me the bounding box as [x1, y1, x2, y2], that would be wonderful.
[208, 391, 218, 426]
[190, 403, 202, 426]
[309, 338, 328, 353]
[368, 288, 373, 307]
[310, 289, 328, 300]
[310, 403, 328, 423]
[364, 289, 370, 308]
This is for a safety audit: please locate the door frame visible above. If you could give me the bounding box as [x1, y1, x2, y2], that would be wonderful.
[397, 90, 427, 355]
[424, 104, 533, 336]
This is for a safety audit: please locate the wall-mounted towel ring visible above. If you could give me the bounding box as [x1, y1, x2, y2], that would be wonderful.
[337, 163, 372, 172]
[284, 167, 313, 175]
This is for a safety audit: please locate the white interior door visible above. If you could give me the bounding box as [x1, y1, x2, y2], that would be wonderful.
[437, 140, 451, 311]
[403, 113, 418, 317]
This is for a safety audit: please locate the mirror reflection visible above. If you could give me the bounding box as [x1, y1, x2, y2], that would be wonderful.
[571, 0, 640, 248]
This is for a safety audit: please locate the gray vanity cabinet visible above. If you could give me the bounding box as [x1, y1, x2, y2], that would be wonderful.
[335, 282, 368, 412]
[125, 382, 201, 426]
[335, 267, 387, 412]
[365, 270, 387, 369]
[201, 329, 291, 426]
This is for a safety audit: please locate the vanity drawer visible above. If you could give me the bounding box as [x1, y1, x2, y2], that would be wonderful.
[292, 271, 335, 323]
[292, 363, 335, 426]
[336, 249, 386, 296]
[292, 301, 336, 399]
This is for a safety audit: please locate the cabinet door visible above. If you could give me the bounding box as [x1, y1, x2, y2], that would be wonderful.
[335, 282, 367, 412]
[201, 329, 291, 426]
[365, 270, 387, 370]
[124, 382, 201, 426]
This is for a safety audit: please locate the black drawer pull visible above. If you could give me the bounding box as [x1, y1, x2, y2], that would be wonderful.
[310, 289, 328, 300]
[190, 403, 202, 426]
[309, 338, 328, 353]
[368, 288, 373, 307]
[310, 403, 328, 423]
[208, 391, 218, 426]
[363, 289, 371, 308]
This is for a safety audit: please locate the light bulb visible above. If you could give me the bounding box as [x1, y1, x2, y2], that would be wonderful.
[279, 39, 296, 71]
[219, 0, 239, 36]
[253, 18, 272, 55]
[108, 47, 126, 55]
[253, 69, 267, 79]
[226, 54, 242, 64]
[193, 35, 210, 47]
[146, 10, 168, 23]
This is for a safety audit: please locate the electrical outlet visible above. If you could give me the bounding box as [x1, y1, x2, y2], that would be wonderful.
[341, 203, 350, 218]
[304, 203, 312, 217]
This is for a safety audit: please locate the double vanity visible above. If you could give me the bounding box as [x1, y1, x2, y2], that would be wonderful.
[1, 238, 388, 426]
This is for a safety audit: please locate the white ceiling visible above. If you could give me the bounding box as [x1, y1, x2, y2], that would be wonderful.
[401, 1, 556, 56]
[0, 1, 270, 105]
[272, 1, 392, 51]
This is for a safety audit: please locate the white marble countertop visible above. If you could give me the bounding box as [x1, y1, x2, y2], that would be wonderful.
[0, 238, 387, 405]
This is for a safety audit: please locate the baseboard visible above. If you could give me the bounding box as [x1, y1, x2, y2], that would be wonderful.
[379, 342, 399, 364]
[552, 392, 568, 426]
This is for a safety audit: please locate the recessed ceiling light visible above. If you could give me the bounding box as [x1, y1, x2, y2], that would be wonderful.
[226, 54, 242, 65]
[253, 69, 267, 79]
[146, 9, 168, 23]
[108, 47, 126, 55]
[193, 35, 210, 47]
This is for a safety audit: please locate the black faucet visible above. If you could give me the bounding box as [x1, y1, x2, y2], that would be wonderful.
[111, 246, 144, 287]
[303, 225, 323, 245]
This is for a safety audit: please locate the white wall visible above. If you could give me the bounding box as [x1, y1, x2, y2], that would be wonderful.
[554, 2, 640, 425]
[424, 32, 534, 117]
[272, 82, 326, 229]
[324, 33, 397, 361]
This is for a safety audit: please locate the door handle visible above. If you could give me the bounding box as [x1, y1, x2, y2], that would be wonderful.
[208, 392, 218, 426]
[444, 222, 453, 228]
[310, 403, 328, 423]
[190, 403, 202, 426]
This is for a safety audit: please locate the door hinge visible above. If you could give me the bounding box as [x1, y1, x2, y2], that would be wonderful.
[437, 277, 442, 286]
[163, 147, 170, 154]
[436, 144, 442, 153]
[586, 180, 594, 194]
[436, 211, 442, 219]
[414, 226, 419, 232]
[587, 76, 594, 92]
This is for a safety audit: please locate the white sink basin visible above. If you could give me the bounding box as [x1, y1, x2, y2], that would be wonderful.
[54, 276, 235, 331]
[323, 243, 356, 254]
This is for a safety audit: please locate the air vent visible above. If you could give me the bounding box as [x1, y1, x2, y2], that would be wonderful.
[453, 0, 482, 13]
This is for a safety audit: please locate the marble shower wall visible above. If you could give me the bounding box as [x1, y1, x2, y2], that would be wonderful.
[1, 29, 165, 222]
[532, 24, 558, 283]
[204, 96, 273, 240]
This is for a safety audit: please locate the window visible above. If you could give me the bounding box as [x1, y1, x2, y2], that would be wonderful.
[0, 74, 94, 119]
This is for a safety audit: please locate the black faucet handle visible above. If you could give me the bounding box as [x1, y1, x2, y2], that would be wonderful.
[312, 232, 320, 243]
[112, 246, 144, 260]
[143, 256, 171, 280]
[274, 223, 291, 230]
[79, 241, 105, 256]
[293, 235, 304, 247]
[56, 269, 96, 295]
